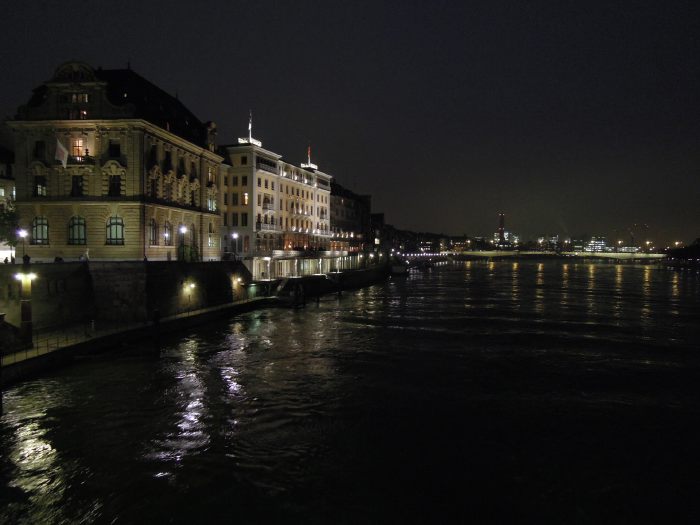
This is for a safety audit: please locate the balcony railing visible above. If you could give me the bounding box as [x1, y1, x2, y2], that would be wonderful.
[262, 203, 275, 212]
[56, 155, 96, 166]
[256, 222, 280, 232]
[256, 162, 278, 175]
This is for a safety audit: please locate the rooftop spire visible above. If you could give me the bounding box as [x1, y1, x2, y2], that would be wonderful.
[301, 143, 318, 170]
[238, 109, 262, 147]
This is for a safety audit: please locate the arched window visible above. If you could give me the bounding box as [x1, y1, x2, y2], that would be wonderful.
[149, 219, 158, 246]
[106, 216, 124, 245]
[68, 216, 86, 245]
[164, 221, 173, 246]
[178, 223, 186, 245]
[31, 217, 49, 245]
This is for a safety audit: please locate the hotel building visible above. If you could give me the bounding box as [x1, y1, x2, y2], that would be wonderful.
[218, 129, 356, 279]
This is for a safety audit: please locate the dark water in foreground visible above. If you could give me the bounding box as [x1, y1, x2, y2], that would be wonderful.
[2, 261, 700, 523]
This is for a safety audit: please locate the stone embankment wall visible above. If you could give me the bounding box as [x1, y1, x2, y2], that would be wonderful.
[0, 261, 251, 332]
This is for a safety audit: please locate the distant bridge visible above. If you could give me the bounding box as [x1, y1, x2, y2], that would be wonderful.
[397, 251, 666, 262]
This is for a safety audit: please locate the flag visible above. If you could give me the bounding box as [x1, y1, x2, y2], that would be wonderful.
[55, 138, 68, 168]
[248, 110, 252, 132]
[307, 145, 311, 163]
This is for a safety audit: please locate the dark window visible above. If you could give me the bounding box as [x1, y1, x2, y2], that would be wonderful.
[106, 216, 124, 245]
[108, 175, 121, 196]
[68, 216, 86, 245]
[232, 176, 238, 186]
[231, 192, 238, 205]
[32, 217, 49, 245]
[257, 178, 261, 187]
[241, 213, 248, 227]
[163, 151, 173, 172]
[241, 155, 248, 166]
[223, 193, 228, 205]
[147, 145, 158, 169]
[71, 176, 84, 197]
[34, 141, 46, 160]
[149, 219, 158, 245]
[108, 140, 121, 158]
[242, 176, 248, 186]
[223, 213, 228, 226]
[231, 213, 238, 227]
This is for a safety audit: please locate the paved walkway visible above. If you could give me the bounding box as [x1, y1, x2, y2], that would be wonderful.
[1, 297, 273, 368]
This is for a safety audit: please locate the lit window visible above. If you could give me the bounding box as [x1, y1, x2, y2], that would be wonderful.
[149, 219, 159, 246]
[34, 176, 47, 197]
[72, 138, 84, 157]
[31, 216, 49, 245]
[244, 192, 249, 205]
[68, 216, 86, 245]
[106, 216, 125, 245]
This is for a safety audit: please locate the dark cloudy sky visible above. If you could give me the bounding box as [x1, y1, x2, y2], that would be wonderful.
[1, 0, 698, 243]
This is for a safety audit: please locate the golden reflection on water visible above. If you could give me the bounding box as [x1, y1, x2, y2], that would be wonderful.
[511, 262, 519, 307]
[561, 263, 569, 310]
[612, 265, 624, 321]
[641, 266, 652, 323]
[534, 263, 545, 315]
[669, 272, 680, 317]
[586, 264, 596, 316]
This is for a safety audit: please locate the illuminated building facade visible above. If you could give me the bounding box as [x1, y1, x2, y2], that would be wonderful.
[8, 62, 223, 262]
[219, 130, 335, 278]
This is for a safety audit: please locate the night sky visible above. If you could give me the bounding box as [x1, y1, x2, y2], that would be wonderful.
[1, 1, 698, 243]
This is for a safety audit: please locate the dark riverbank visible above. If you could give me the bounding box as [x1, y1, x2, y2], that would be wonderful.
[1, 265, 390, 387]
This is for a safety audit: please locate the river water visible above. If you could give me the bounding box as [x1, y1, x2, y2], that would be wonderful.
[1, 260, 699, 523]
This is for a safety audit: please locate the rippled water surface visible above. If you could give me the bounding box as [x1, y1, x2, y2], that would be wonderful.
[2, 261, 700, 523]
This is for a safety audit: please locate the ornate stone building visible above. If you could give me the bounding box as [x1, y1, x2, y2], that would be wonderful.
[8, 61, 223, 262]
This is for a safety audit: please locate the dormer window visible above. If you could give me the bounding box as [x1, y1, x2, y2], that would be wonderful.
[71, 93, 89, 103]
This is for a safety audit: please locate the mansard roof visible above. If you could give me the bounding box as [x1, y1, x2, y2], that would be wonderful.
[17, 61, 211, 148]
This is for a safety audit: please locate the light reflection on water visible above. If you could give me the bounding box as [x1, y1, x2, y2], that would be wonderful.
[2, 260, 700, 522]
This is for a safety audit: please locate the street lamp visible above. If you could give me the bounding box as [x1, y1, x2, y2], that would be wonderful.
[232, 232, 239, 260]
[17, 229, 28, 258]
[179, 225, 187, 261]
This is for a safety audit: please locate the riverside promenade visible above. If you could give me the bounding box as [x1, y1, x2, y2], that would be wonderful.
[1, 296, 276, 386]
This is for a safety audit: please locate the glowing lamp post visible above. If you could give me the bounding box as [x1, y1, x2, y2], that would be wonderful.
[17, 229, 28, 259]
[232, 232, 239, 260]
[14, 271, 37, 342]
[185, 282, 195, 314]
[179, 226, 187, 261]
